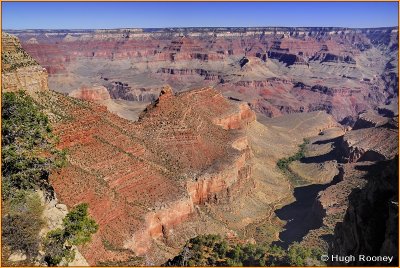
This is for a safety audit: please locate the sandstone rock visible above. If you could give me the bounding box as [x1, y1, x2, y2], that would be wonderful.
[8, 251, 27, 262]
[1, 32, 48, 93]
[2, 65, 49, 92]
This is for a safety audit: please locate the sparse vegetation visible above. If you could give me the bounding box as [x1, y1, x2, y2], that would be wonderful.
[287, 242, 325, 266]
[1, 91, 67, 264]
[2, 91, 66, 199]
[2, 33, 38, 72]
[164, 234, 269, 266]
[43, 203, 98, 266]
[277, 138, 309, 186]
[2, 190, 45, 260]
[164, 234, 325, 267]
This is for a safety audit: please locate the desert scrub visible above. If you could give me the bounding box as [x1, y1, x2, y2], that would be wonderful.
[43, 203, 98, 266]
[277, 138, 309, 186]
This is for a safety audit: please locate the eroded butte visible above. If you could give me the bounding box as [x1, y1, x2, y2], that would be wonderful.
[26, 79, 340, 265]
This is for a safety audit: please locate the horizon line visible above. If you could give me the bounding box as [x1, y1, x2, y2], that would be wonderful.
[4, 25, 398, 31]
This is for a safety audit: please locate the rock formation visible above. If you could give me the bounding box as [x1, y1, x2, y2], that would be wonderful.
[69, 85, 111, 101]
[30, 85, 258, 265]
[296, 116, 398, 257]
[341, 123, 398, 163]
[352, 110, 389, 130]
[2, 33, 48, 92]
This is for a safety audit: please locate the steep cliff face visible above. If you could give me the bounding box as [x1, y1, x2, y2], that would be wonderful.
[212, 103, 256, 130]
[1, 33, 49, 92]
[330, 156, 398, 266]
[352, 110, 389, 130]
[8, 27, 398, 122]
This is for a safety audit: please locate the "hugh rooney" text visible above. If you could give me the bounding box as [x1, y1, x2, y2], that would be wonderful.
[331, 255, 394, 264]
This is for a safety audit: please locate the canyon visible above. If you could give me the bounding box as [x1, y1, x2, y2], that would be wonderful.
[2, 28, 399, 266]
[8, 27, 398, 123]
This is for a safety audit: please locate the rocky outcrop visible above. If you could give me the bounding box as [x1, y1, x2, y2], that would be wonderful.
[268, 50, 307, 66]
[38, 191, 89, 266]
[352, 110, 389, 130]
[311, 52, 356, 64]
[69, 85, 111, 101]
[186, 145, 252, 205]
[213, 103, 256, 130]
[2, 66, 49, 92]
[106, 81, 162, 102]
[2, 33, 48, 92]
[378, 101, 399, 118]
[330, 156, 398, 266]
[340, 123, 398, 163]
[126, 198, 195, 255]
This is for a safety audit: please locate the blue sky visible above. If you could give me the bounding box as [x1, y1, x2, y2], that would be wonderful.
[2, 2, 398, 29]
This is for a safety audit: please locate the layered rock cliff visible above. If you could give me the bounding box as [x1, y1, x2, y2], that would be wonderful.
[2, 33, 49, 92]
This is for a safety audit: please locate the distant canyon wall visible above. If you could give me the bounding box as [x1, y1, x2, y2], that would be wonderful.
[8, 27, 398, 122]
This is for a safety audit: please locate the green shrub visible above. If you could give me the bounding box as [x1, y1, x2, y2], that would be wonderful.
[2, 190, 45, 259]
[43, 203, 98, 266]
[164, 234, 271, 266]
[1, 91, 64, 200]
[165, 235, 324, 267]
[63, 203, 99, 245]
[286, 242, 323, 266]
[43, 229, 73, 266]
[276, 139, 310, 186]
[1, 91, 67, 264]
